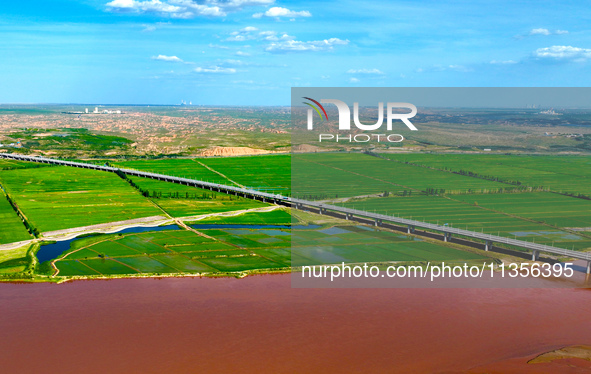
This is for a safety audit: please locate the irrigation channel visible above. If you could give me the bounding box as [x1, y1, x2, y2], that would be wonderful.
[2, 153, 590, 273]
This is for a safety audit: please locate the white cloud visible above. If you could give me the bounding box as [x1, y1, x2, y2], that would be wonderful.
[152, 54, 183, 62]
[515, 28, 569, 39]
[490, 60, 517, 64]
[253, 6, 311, 18]
[106, 0, 274, 18]
[265, 38, 349, 53]
[347, 68, 384, 75]
[533, 45, 591, 61]
[530, 28, 551, 36]
[529, 28, 569, 36]
[226, 26, 260, 41]
[226, 28, 294, 42]
[258, 30, 294, 41]
[235, 51, 251, 56]
[194, 65, 237, 73]
[349, 77, 360, 83]
[240, 26, 258, 32]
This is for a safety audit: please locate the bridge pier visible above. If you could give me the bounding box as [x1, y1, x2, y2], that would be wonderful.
[444, 232, 452, 242]
[345, 213, 352, 220]
[532, 250, 539, 261]
[587, 261, 591, 275]
[407, 225, 415, 234]
[485, 240, 492, 251]
[374, 219, 382, 227]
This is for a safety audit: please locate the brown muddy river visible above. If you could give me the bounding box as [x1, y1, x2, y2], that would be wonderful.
[0, 274, 590, 373]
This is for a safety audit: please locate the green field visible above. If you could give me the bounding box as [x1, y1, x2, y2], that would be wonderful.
[115, 159, 234, 185]
[115, 155, 291, 194]
[292, 153, 514, 199]
[343, 194, 591, 250]
[200, 155, 290, 193]
[0, 243, 31, 274]
[379, 153, 591, 196]
[125, 175, 269, 217]
[0, 166, 162, 232]
[0, 192, 32, 244]
[51, 223, 485, 277]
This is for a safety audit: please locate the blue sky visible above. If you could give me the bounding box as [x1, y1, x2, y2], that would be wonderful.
[0, 0, 589, 105]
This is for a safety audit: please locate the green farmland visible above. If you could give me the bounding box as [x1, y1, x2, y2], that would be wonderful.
[116, 154, 291, 194]
[0, 192, 31, 244]
[379, 153, 591, 196]
[200, 154, 290, 193]
[115, 159, 235, 186]
[0, 166, 162, 232]
[343, 194, 591, 250]
[50, 223, 487, 278]
[292, 153, 516, 199]
[126, 175, 270, 217]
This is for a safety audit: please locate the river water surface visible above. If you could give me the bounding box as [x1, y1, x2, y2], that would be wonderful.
[0, 274, 590, 373]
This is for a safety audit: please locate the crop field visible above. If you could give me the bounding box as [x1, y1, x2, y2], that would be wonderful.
[115, 155, 290, 194]
[192, 209, 293, 225]
[115, 159, 234, 186]
[343, 195, 591, 250]
[0, 243, 31, 274]
[451, 192, 591, 229]
[200, 155, 290, 193]
[379, 153, 591, 196]
[0, 192, 31, 244]
[53, 228, 285, 276]
[292, 153, 513, 199]
[123, 175, 269, 217]
[0, 166, 162, 232]
[290, 225, 486, 265]
[51, 223, 486, 277]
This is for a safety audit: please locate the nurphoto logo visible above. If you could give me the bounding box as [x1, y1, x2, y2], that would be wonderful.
[303, 97, 418, 143]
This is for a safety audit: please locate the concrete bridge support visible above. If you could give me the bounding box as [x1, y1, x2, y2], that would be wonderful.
[485, 240, 492, 251]
[587, 261, 591, 275]
[532, 250, 539, 261]
[374, 219, 382, 227]
[444, 232, 452, 242]
[407, 225, 415, 234]
[345, 213, 352, 220]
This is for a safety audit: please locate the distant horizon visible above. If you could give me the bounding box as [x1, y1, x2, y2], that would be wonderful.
[3, 103, 591, 110]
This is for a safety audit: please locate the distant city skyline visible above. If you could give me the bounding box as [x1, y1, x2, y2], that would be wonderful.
[0, 0, 590, 105]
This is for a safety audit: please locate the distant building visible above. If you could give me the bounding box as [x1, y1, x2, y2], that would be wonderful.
[483, 148, 491, 152]
[93, 107, 99, 114]
[85, 108, 88, 114]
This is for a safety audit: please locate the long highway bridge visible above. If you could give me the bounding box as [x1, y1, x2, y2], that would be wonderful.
[2, 153, 590, 273]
